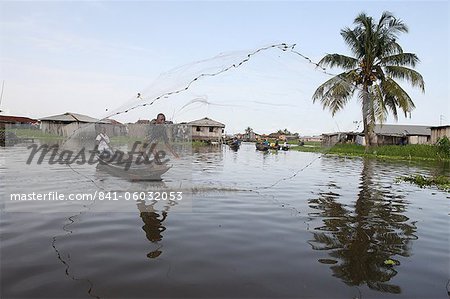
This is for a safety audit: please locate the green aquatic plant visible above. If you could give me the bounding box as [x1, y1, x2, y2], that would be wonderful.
[292, 143, 448, 162]
[436, 136, 450, 159]
[397, 174, 450, 191]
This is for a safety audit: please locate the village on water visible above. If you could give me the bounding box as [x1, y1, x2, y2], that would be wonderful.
[0, 111, 449, 151]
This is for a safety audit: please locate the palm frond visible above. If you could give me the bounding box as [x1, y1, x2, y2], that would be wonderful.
[382, 89, 399, 121]
[377, 11, 394, 30]
[377, 11, 408, 37]
[374, 35, 403, 58]
[354, 12, 372, 30]
[387, 17, 409, 35]
[379, 53, 419, 67]
[381, 78, 416, 117]
[312, 72, 356, 115]
[370, 84, 388, 124]
[384, 66, 425, 92]
[340, 27, 364, 57]
[318, 54, 359, 70]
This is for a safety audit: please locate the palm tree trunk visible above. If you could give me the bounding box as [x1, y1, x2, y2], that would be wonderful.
[362, 85, 374, 150]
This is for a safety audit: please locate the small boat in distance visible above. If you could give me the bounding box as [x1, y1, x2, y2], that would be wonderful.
[270, 144, 280, 150]
[229, 143, 240, 151]
[255, 143, 269, 151]
[228, 139, 241, 151]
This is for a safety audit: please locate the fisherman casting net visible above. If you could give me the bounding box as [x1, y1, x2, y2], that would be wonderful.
[5, 43, 366, 213]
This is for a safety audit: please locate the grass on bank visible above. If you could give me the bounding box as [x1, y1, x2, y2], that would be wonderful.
[8, 128, 63, 140]
[292, 143, 450, 161]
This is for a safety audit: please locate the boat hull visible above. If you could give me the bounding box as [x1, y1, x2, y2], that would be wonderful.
[229, 144, 240, 151]
[255, 144, 269, 151]
[96, 156, 171, 181]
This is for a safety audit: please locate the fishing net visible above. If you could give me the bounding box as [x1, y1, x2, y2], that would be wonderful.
[2, 43, 361, 213]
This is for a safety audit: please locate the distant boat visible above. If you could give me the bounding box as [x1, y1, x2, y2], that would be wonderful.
[228, 140, 240, 151]
[229, 143, 240, 151]
[255, 143, 269, 151]
[270, 144, 281, 150]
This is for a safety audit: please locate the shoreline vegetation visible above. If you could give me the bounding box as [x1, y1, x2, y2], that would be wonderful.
[291, 143, 450, 162]
[8, 128, 450, 162]
[6, 128, 450, 191]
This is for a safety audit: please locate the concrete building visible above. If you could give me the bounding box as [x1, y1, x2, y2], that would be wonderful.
[0, 115, 38, 127]
[322, 132, 358, 147]
[322, 124, 432, 146]
[367, 124, 431, 146]
[0, 115, 38, 146]
[300, 136, 323, 143]
[40, 112, 107, 137]
[188, 117, 225, 143]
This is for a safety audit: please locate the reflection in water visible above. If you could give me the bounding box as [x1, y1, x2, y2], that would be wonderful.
[192, 145, 222, 154]
[192, 145, 224, 173]
[308, 159, 418, 294]
[137, 200, 177, 259]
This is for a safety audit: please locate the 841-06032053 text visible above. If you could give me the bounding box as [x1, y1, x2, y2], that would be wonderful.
[97, 191, 183, 201]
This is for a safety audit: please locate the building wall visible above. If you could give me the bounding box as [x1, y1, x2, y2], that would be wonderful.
[357, 134, 430, 146]
[126, 124, 150, 138]
[322, 133, 357, 146]
[408, 135, 429, 145]
[431, 127, 450, 144]
[321, 135, 339, 147]
[0, 122, 5, 146]
[191, 126, 223, 142]
[96, 124, 127, 137]
[375, 135, 405, 145]
[126, 124, 180, 142]
[300, 136, 322, 142]
[243, 131, 256, 141]
[41, 121, 95, 138]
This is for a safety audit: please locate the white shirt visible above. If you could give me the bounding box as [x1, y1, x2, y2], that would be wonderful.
[96, 133, 111, 152]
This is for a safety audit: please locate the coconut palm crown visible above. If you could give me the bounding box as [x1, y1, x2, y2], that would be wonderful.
[312, 11, 425, 147]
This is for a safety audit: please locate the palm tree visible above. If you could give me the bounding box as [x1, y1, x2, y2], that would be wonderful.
[244, 127, 253, 141]
[312, 12, 425, 147]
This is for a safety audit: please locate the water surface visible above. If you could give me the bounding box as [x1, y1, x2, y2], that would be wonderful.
[1, 142, 449, 298]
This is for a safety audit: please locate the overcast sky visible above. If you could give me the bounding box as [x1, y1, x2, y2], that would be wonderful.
[0, 1, 448, 135]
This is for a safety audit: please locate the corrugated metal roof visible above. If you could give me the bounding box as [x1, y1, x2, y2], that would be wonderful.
[40, 112, 107, 123]
[135, 119, 151, 124]
[323, 124, 432, 137]
[0, 115, 37, 123]
[430, 125, 450, 129]
[104, 118, 123, 125]
[322, 131, 356, 136]
[187, 117, 225, 127]
[372, 124, 431, 136]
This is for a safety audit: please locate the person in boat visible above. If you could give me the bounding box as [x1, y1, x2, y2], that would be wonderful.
[145, 113, 179, 159]
[263, 139, 269, 146]
[95, 127, 113, 156]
